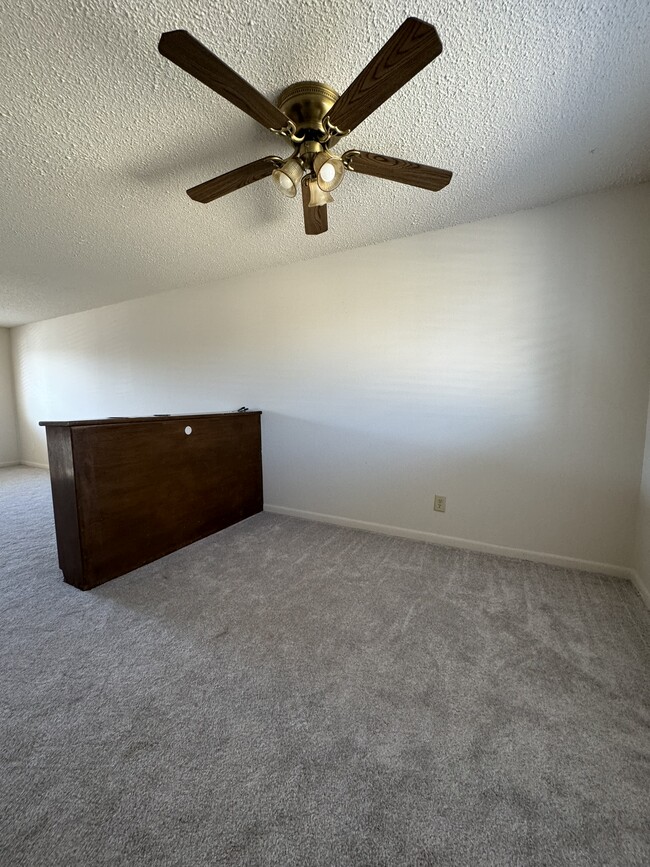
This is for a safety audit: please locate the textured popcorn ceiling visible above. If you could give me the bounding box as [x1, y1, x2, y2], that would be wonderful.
[2, 0, 649, 326]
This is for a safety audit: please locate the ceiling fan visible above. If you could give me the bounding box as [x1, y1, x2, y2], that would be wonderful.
[158, 18, 452, 235]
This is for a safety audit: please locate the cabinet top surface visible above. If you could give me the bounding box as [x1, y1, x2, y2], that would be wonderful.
[39, 411, 261, 427]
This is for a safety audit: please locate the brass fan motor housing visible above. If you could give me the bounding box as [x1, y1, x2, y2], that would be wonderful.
[276, 81, 340, 141]
[158, 19, 452, 237]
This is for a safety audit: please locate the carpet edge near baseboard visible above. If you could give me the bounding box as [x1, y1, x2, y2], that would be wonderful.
[264, 503, 636, 585]
[629, 569, 650, 609]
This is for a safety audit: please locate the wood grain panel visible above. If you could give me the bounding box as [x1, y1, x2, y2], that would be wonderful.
[343, 150, 452, 191]
[187, 158, 278, 203]
[327, 18, 442, 133]
[41, 413, 263, 590]
[158, 30, 289, 131]
[44, 425, 83, 584]
[301, 177, 328, 235]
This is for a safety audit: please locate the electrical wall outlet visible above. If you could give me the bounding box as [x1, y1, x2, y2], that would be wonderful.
[434, 495, 446, 513]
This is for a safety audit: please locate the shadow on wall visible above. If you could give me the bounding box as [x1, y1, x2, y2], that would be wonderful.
[11, 184, 650, 565]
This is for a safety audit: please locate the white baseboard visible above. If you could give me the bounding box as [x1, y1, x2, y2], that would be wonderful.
[20, 461, 49, 470]
[629, 570, 650, 609]
[0, 461, 20, 468]
[264, 504, 635, 582]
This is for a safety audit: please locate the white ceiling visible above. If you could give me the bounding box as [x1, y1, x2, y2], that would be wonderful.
[2, 0, 649, 327]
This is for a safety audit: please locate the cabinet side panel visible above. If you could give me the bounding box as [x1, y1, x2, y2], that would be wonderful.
[71, 413, 263, 587]
[44, 426, 85, 588]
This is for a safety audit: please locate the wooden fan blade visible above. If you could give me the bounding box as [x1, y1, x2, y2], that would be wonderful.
[343, 150, 452, 191]
[187, 157, 279, 203]
[301, 177, 328, 235]
[159, 30, 290, 131]
[327, 18, 442, 134]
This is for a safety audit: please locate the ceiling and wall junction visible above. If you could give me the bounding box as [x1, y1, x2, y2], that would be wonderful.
[1, 0, 649, 326]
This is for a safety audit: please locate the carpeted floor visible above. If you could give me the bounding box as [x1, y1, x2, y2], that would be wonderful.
[1, 466, 649, 866]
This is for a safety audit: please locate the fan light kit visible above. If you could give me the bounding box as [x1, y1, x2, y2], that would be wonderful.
[158, 18, 453, 235]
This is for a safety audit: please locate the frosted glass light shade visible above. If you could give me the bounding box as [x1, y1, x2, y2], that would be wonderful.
[307, 178, 334, 207]
[313, 151, 344, 192]
[272, 158, 303, 198]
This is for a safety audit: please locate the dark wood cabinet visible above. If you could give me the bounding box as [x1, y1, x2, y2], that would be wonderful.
[40, 412, 263, 590]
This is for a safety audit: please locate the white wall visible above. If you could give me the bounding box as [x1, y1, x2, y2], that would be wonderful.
[634, 390, 650, 604]
[12, 183, 650, 572]
[0, 328, 19, 465]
